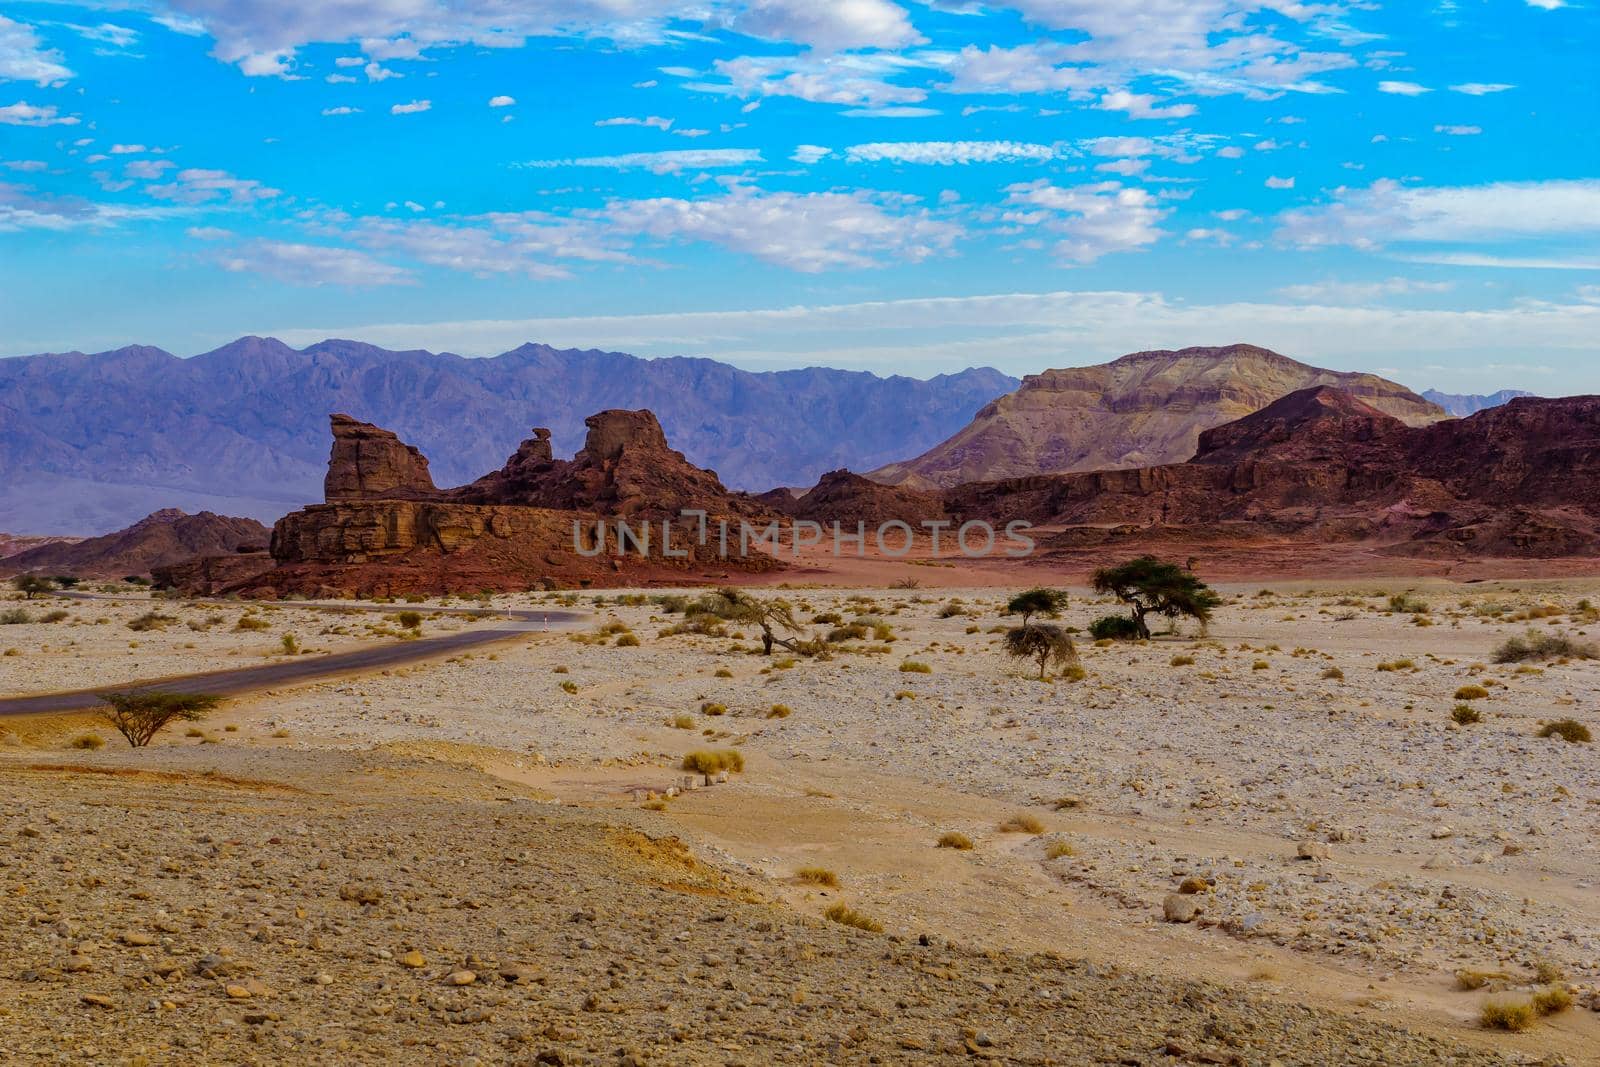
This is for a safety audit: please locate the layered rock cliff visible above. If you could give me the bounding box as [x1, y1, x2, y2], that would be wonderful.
[1, 509, 269, 578]
[870, 345, 1445, 489]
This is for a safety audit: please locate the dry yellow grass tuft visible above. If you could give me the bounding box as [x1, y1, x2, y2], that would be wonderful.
[823, 903, 882, 932]
[796, 866, 839, 887]
[682, 749, 744, 774]
[998, 813, 1044, 834]
[937, 832, 974, 851]
[1479, 999, 1535, 1032]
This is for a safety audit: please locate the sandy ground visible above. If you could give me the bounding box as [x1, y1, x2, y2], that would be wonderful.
[5, 577, 1599, 1062]
[0, 592, 495, 698]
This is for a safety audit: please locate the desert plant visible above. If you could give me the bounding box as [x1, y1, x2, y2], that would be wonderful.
[936, 831, 974, 850]
[1538, 718, 1592, 743]
[1451, 703, 1482, 725]
[97, 690, 223, 748]
[397, 611, 423, 630]
[1322, 666, 1345, 681]
[1006, 588, 1069, 627]
[697, 588, 803, 656]
[1531, 987, 1572, 1016]
[767, 703, 792, 718]
[235, 615, 270, 632]
[0, 608, 31, 625]
[615, 633, 640, 647]
[1002, 623, 1080, 680]
[1387, 593, 1429, 615]
[822, 903, 881, 932]
[1090, 556, 1221, 639]
[1044, 841, 1076, 860]
[11, 574, 53, 599]
[1170, 654, 1195, 667]
[796, 866, 839, 887]
[1494, 631, 1599, 663]
[682, 749, 744, 774]
[998, 813, 1044, 834]
[1454, 684, 1489, 700]
[127, 611, 176, 632]
[280, 633, 301, 655]
[700, 701, 727, 716]
[898, 660, 932, 673]
[560, 680, 578, 694]
[1088, 614, 1142, 641]
[669, 713, 694, 729]
[1479, 999, 1535, 1032]
[70, 732, 106, 750]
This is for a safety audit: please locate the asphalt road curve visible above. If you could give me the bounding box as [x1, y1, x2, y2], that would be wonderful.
[0, 595, 585, 717]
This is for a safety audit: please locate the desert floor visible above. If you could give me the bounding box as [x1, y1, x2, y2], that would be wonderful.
[3, 577, 1598, 1065]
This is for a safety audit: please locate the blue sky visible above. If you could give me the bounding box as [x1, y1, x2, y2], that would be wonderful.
[1, 0, 1597, 393]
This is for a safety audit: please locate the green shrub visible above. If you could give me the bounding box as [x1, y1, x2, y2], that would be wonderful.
[397, 611, 423, 629]
[1088, 615, 1141, 641]
[1451, 703, 1482, 725]
[1538, 718, 1591, 743]
[0, 608, 31, 625]
[898, 660, 931, 674]
[1494, 631, 1598, 663]
[682, 749, 744, 774]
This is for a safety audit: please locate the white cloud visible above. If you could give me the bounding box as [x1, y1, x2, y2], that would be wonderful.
[690, 51, 927, 109]
[215, 239, 415, 287]
[843, 140, 1058, 165]
[145, 168, 281, 205]
[607, 187, 960, 271]
[1434, 124, 1481, 136]
[0, 100, 79, 126]
[350, 211, 634, 279]
[0, 15, 73, 84]
[518, 148, 761, 173]
[123, 159, 175, 179]
[1217, 145, 1245, 159]
[596, 115, 673, 130]
[1377, 80, 1430, 95]
[1002, 180, 1170, 264]
[488, 95, 516, 107]
[1525, 0, 1565, 8]
[365, 61, 401, 81]
[1279, 179, 1600, 249]
[727, 0, 922, 52]
[322, 105, 361, 115]
[109, 144, 147, 154]
[1265, 176, 1295, 189]
[1097, 89, 1197, 120]
[791, 144, 830, 164]
[1450, 82, 1514, 95]
[1275, 277, 1455, 304]
[391, 99, 431, 114]
[1096, 158, 1149, 176]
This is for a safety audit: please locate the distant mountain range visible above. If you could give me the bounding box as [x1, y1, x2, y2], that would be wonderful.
[1420, 389, 1537, 417]
[868, 344, 1448, 489]
[0, 337, 1017, 535]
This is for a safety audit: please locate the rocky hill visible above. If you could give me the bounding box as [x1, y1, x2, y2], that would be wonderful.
[943, 390, 1600, 559]
[869, 344, 1444, 489]
[0, 508, 268, 577]
[0, 337, 1015, 535]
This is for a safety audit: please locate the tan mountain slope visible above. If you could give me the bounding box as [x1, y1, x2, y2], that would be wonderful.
[868, 343, 1445, 488]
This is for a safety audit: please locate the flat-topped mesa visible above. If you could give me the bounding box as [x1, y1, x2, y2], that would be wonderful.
[324, 414, 439, 503]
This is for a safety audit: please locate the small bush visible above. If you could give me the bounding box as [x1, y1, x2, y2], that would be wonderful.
[767, 703, 792, 719]
[1044, 841, 1076, 860]
[1538, 718, 1591, 743]
[898, 660, 931, 674]
[669, 714, 694, 729]
[936, 832, 974, 850]
[998, 813, 1044, 834]
[1169, 654, 1195, 667]
[40, 609, 69, 623]
[1088, 615, 1142, 641]
[127, 611, 177, 632]
[1479, 999, 1535, 1032]
[682, 749, 744, 774]
[614, 633, 640, 647]
[1322, 666, 1344, 681]
[1454, 684, 1489, 701]
[1387, 593, 1429, 615]
[280, 633, 301, 655]
[1494, 631, 1598, 663]
[0, 608, 31, 625]
[713, 667, 733, 678]
[822, 903, 882, 932]
[560, 680, 578, 694]
[700, 701, 727, 716]
[1531, 987, 1572, 1017]
[796, 866, 839, 887]
[1454, 969, 1507, 991]
[235, 615, 270, 632]
[397, 611, 423, 629]
[1375, 659, 1414, 672]
[1451, 704, 1482, 725]
[70, 733, 106, 750]
[1251, 660, 1269, 671]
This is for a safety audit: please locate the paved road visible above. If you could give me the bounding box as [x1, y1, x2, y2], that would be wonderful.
[0, 595, 585, 717]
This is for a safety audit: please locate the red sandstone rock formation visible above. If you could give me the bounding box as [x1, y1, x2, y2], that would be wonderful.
[324, 414, 439, 502]
[2, 509, 270, 577]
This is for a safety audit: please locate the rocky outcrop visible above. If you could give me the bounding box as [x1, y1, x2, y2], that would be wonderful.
[178, 409, 783, 596]
[778, 470, 947, 527]
[942, 390, 1600, 559]
[324, 414, 439, 502]
[870, 345, 1445, 489]
[1, 509, 270, 577]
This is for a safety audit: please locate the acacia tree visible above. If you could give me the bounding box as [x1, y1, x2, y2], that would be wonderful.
[1090, 556, 1221, 639]
[98, 691, 223, 748]
[704, 589, 803, 656]
[1003, 623, 1080, 680]
[12, 574, 53, 599]
[1006, 587, 1069, 628]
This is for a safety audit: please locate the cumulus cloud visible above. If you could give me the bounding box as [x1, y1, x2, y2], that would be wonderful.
[1450, 82, 1514, 95]
[0, 15, 73, 84]
[322, 105, 361, 115]
[1377, 80, 1430, 95]
[596, 115, 673, 130]
[726, 0, 922, 52]
[605, 186, 960, 271]
[689, 51, 927, 109]
[1265, 176, 1295, 189]
[791, 144, 830, 164]
[391, 99, 431, 114]
[1434, 124, 1481, 136]
[0, 100, 79, 126]
[1275, 277, 1455, 303]
[145, 167, 281, 205]
[1002, 180, 1170, 263]
[215, 239, 416, 287]
[488, 95, 516, 107]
